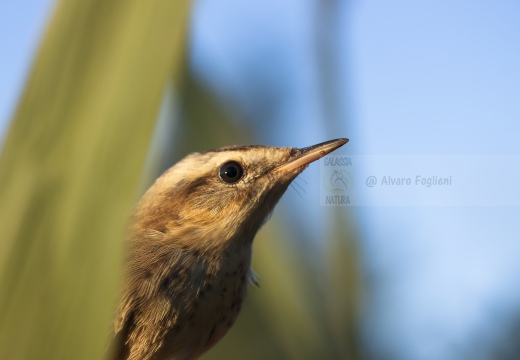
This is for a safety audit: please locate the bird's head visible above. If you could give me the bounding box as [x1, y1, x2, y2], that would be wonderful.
[132, 138, 348, 251]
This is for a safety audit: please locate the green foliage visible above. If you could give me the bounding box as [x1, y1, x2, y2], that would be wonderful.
[0, 1, 190, 359]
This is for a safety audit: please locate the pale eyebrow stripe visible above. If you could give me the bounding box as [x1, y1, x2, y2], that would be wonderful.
[203, 145, 266, 154]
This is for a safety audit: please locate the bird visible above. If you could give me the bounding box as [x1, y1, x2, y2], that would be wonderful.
[111, 138, 349, 360]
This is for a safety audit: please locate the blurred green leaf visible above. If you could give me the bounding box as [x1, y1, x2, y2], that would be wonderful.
[0, 1, 190, 359]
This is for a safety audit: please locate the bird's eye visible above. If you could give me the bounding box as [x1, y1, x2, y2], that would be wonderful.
[219, 161, 244, 183]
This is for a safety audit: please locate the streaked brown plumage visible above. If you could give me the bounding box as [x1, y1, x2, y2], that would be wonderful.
[112, 139, 348, 360]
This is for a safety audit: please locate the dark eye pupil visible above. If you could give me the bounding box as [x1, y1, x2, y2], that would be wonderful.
[225, 166, 238, 178]
[219, 161, 244, 183]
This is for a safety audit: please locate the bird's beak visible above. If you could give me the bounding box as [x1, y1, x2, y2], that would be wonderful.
[276, 138, 349, 173]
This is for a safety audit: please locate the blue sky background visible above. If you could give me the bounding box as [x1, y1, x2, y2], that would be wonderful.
[0, 0, 54, 143]
[2, 1, 520, 359]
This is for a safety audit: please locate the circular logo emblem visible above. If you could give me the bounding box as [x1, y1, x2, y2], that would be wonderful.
[323, 169, 353, 194]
